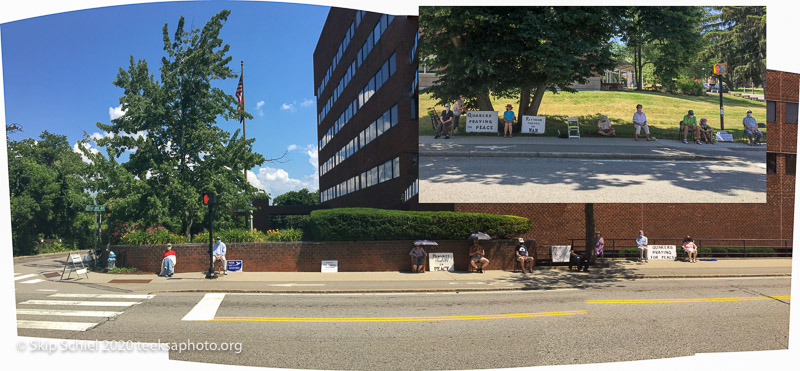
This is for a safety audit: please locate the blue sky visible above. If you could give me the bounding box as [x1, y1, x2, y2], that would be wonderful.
[2, 0, 328, 201]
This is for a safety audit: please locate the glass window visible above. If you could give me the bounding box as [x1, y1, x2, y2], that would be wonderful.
[359, 131, 365, 148]
[376, 118, 384, 137]
[383, 111, 391, 132]
[787, 154, 797, 175]
[767, 153, 777, 174]
[391, 105, 399, 126]
[373, 24, 381, 45]
[767, 101, 776, 122]
[410, 96, 418, 120]
[368, 76, 376, 100]
[375, 68, 383, 91]
[370, 122, 377, 142]
[787, 102, 799, 124]
[393, 157, 400, 179]
[389, 53, 396, 76]
[381, 62, 390, 85]
[380, 14, 388, 34]
[356, 10, 362, 27]
[361, 172, 366, 188]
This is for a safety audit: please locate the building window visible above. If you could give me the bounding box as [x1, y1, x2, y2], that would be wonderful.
[787, 154, 797, 175]
[391, 105, 399, 126]
[393, 157, 400, 179]
[410, 96, 419, 120]
[787, 102, 799, 124]
[766, 153, 777, 174]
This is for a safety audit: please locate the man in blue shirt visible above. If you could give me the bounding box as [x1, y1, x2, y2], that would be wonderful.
[213, 236, 227, 275]
[636, 230, 649, 262]
[742, 109, 762, 146]
[503, 104, 516, 138]
[515, 238, 534, 273]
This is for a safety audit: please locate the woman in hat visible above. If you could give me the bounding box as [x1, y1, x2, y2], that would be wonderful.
[503, 104, 516, 138]
[409, 242, 428, 273]
[597, 115, 616, 136]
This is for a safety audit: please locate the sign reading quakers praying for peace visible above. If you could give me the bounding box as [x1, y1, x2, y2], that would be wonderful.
[522, 116, 546, 134]
[647, 245, 677, 260]
[466, 111, 498, 133]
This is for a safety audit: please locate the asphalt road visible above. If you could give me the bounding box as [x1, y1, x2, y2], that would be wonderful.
[15, 276, 790, 370]
[419, 156, 766, 203]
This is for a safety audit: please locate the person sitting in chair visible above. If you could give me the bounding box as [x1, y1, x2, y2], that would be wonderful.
[213, 236, 227, 275]
[698, 118, 715, 144]
[469, 240, 490, 273]
[515, 238, 535, 273]
[409, 242, 427, 273]
[597, 115, 616, 136]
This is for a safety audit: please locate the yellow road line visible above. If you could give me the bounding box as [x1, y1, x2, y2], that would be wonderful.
[588, 296, 790, 304]
[210, 310, 587, 323]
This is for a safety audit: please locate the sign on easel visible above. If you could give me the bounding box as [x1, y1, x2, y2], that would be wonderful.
[61, 253, 89, 280]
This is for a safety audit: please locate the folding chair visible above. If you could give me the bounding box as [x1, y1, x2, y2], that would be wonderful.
[566, 117, 580, 138]
[678, 122, 697, 142]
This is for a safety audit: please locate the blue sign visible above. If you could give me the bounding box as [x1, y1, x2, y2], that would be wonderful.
[227, 260, 243, 272]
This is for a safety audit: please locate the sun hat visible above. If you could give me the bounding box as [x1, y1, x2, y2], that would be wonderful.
[506, 104, 513, 108]
[747, 109, 752, 113]
[518, 237, 525, 243]
[600, 115, 609, 122]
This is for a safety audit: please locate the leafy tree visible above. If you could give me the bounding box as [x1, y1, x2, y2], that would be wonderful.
[7, 131, 92, 255]
[83, 10, 266, 238]
[270, 188, 319, 230]
[700, 6, 766, 88]
[420, 7, 622, 117]
[620, 7, 704, 91]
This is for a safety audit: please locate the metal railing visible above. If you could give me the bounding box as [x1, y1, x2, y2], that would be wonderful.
[533, 238, 792, 263]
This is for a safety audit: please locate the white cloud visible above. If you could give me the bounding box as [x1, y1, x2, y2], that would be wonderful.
[256, 100, 265, 116]
[306, 145, 318, 169]
[72, 141, 99, 164]
[287, 144, 298, 151]
[300, 98, 314, 108]
[109, 105, 126, 120]
[247, 166, 318, 198]
[280, 101, 296, 112]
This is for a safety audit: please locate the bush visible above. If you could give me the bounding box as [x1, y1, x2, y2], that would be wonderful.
[700, 246, 776, 257]
[107, 267, 139, 274]
[119, 226, 187, 245]
[677, 78, 705, 96]
[306, 208, 532, 241]
[192, 228, 303, 243]
[616, 248, 641, 258]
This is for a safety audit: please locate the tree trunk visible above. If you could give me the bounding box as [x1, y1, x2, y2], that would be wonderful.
[528, 82, 547, 116]
[636, 44, 643, 90]
[184, 210, 193, 239]
[476, 90, 494, 111]
[584, 203, 595, 263]
[519, 88, 531, 120]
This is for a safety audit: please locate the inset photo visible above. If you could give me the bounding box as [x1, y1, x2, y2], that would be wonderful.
[418, 6, 767, 203]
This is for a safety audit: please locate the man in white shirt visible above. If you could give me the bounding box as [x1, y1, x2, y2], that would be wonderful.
[213, 236, 227, 275]
[636, 230, 649, 262]
[633, 104, 654, 141]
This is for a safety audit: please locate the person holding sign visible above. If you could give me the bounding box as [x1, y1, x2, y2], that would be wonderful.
[742, 109, 762, 146]
[160, 244, 176, 277]
[503, 104, 516, 138]
[636, 230, 649, 263]
[409, 242, 428, 273]
[632, 104, 653, 141]
[469, 240, 490, 273]
[515, 238, 535, 273]
[597, 115, 616, 136]
[682, 235, 699, 263]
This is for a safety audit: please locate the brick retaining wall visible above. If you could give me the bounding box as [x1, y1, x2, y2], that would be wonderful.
[109, 239, 527, 273]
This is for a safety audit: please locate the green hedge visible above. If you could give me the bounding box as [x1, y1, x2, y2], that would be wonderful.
[192, 228, 303, 243]
[699, 246, 776, 257]
[306, 208, 531, 241]
[616, 248, 641, 258]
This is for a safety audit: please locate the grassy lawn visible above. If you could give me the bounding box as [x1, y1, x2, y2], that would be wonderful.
[730, 88, 764, 95]
[419, 90, 766, 142]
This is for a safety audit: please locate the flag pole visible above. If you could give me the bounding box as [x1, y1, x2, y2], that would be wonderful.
[241, 60, 252, 230]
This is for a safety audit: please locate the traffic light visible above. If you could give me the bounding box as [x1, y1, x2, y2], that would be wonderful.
[202, 193, 216, 205]
[713, 63, 728, 75]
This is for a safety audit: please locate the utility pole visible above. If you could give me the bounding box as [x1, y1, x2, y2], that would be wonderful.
[203, 193, 217, 279]
[240, 60, 252, 231]
[714, 62, 728, 131]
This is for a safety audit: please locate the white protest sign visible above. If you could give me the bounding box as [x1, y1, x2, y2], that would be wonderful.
[716, 130, 733, 142]
[466, 111, 498, 133]
[522, 116, 546, 134]
[551, 245, 571, 263]
[428, 253, 455, 272]
[321, 260, 338, 272]
[647, 245, 677, 260]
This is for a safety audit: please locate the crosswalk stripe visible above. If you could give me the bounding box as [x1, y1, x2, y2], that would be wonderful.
[17, 320, 98, 331]
[14, 274, 37, 281]
[19, 300, 140, 307]
[48, 294, 155, 299]
[36, 289, 58, 292]
[14, 272, 22, 276]
[182, 293, 226, 321]
[20, 279, 44, 284]
[17, 309, 123, 317]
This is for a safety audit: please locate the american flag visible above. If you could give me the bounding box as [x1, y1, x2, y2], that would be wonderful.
[235, 75, 244, 123]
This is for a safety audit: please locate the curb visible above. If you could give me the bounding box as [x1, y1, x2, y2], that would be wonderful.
[419, 151, 737, 161]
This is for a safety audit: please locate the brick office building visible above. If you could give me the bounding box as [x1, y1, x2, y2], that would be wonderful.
[313, 9, 419, 209]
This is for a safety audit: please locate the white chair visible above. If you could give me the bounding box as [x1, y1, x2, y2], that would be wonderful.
[567, 117, 580, 138]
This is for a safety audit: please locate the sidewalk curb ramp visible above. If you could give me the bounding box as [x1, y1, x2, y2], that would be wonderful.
[419, 151, 737, 162]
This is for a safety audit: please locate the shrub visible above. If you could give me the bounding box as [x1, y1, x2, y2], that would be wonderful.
[677, 78, 705, 96]
[616, 248, 641, 258]
[191, 228, 303, 243]
[306, 208, 532, 241]
[119, 225, 187, 245]
[107, 267, 139, 274]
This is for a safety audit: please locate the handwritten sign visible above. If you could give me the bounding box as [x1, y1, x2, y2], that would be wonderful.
[647, 245, 677, 260]
[522, 116, 546, 134]
[226, 260, 243, 272]
[321, 260, 338, 273]
[466, 111, 498, 133]
[716, 130, 733, 142]
[551, 245, 571, 263]
[428, 252, 454, 272]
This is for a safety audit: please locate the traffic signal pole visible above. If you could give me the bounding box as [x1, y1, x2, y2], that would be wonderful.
[204, 193, 218, 279]
[719, 75, 725, 131]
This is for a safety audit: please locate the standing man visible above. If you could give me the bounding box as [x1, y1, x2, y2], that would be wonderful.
[452, 95, 465, 136]
[515, 238, 535, 273]
[435, 103, 454, 139]
[636, 230, 649, 263]
[213, 236, 227, 275]
[633, 104, 653, 141]
[503, 104, 516, 138]
[742, 109, 762, 146]
[469, 240, 490, 273]
[682, 110, 701, 144]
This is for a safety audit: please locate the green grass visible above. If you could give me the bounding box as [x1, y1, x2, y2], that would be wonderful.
[730, 88, 764, 95]
[106, 267, 139, 274]
[420, 90, 766, 142]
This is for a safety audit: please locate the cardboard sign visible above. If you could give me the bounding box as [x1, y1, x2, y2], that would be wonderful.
[647, 245, 677, 260]
[551, 245, 571, 263]
[226, 260, 243, 272]
[521, 116, 546, 134]
[716, 130, 733, 142]
[466, 111, 498, 133]
[321, 260, 338, 273]
[428, 252, 455, 272]
[70, 254, 82, 264]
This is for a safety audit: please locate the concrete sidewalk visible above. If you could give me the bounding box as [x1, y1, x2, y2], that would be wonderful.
[419, 135, 765, 162]
[18, 254, 792, 294]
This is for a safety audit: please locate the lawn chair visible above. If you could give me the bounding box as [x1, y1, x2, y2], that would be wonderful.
[678, 121, 697, 142]
[566, 117, 580, 138]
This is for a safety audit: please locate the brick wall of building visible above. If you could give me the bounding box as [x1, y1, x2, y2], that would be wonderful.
[111, 239, 527, 273]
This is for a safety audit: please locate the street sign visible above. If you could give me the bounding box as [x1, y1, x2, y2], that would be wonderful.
[713, 63, 728, 75]
[428, 252, 454, 272]
[85, 205, 106, 211]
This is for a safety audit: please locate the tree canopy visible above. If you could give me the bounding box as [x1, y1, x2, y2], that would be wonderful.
[700, 6, 766, 88]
